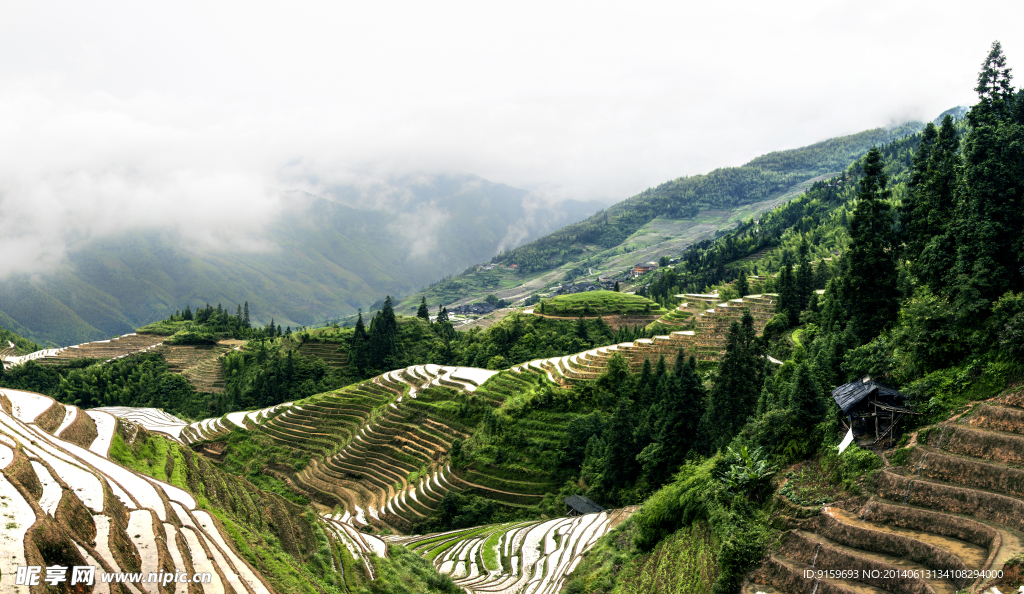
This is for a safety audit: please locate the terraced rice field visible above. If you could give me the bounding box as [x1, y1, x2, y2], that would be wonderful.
[521, 294, 777, 384]
[0, 388, 282, 594]
[542, 291, 667, 316]
[745, 388, 1024, 594]
[386, 507, 635, 593]
[276, 365, 561, 532]
[95, 362, 565, 536]
[293, 341, 349, 370]
[156, 342, 236, 393]
[5, 333, 165, 368]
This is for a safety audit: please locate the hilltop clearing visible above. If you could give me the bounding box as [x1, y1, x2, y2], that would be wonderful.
[537, 291, 667, 317]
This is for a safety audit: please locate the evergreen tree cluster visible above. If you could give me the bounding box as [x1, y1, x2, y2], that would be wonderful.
[0, 354, 202, 416]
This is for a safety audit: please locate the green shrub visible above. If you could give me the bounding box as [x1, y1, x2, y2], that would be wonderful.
[828, 445, 881, 485]
[888, 446, 915, 467]
[916, 426, 935, 445]
[166, 330, 218, 345]
[761, 314, 789, 342]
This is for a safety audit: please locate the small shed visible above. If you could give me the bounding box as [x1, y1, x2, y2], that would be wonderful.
[564, 495, 604, 517]
[832, 376, 920, 447]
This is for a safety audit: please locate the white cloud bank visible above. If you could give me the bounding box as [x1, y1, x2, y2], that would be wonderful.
[0, 0, 1020, 276]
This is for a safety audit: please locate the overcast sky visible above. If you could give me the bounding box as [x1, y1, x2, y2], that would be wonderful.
[0, 0, 1021, 273]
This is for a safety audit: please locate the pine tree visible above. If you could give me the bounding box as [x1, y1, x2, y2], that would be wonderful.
[973, 41, 1015, 118]
[899, 121, 938, 261]
[243, 302, 251, 329]
[183, 304, 193, 321]
[736, 270, 749, 298]
[787, 361, 827, 432]
[613, 281, 620, 292]
[600, 397, 637, 499]
[416, 297, 430, 322]
[776, 263, 798, 324]
[700, 310, 764, 453]
[796, 240, 814, 309]
[950, 42, 1024, 316]
[369, 296, 402, 372]
[636, 358, 654, 408]
[909, 116, 961, 292]
[647, 356, 706, 485]
[846, 147, 898, 342]
[351, 309, 369, 373]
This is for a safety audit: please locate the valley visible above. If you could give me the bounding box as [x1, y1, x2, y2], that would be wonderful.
[2, 45, 1024, 594]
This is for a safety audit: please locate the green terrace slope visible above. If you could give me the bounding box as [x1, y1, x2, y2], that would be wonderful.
[386, 506, 636, 593]
[113, 303, 778, 537]
[16, 364, 640, 593]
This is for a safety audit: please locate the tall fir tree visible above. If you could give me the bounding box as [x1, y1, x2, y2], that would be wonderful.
[899, 121, 938, 262]
[417, 297, 431, 322]
[915, 115, 961, 293]
[369, 296, 401, 372]
[699, 310, 764, 453]
[949, 41, 1024, 322]
[646, 356, 706, 485]
[846, 146, 898, 343]
[787, 361, 827, 433]
[776, 263, 799, 324]
[796, 240, 814, 310]
[351, 309, 369, 373]
[600, 397, 638, 500]
[736, 269, 750, 298]
[243, 301, 251, 329]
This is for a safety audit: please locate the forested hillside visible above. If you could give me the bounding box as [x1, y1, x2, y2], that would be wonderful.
[565, 42, 1024, 594]
[490, 123, 922, 274]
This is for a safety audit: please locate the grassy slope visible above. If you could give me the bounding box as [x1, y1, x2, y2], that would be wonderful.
[542, 291, 668, 316]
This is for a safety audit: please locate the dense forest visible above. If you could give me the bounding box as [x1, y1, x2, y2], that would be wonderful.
[563, 42, 1024, 593]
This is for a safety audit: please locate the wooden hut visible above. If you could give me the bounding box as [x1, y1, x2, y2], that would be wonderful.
[564, 495, 604, 517]
[832, 376, 919, 447]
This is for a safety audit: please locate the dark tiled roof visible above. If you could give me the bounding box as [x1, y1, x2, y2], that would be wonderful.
[832, 376, 903, 414]
[564, 495, 604, 514]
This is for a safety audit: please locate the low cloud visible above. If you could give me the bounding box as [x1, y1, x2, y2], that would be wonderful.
[0, 84, 284, 276]
[387, 202, 452, 260]
[0, 1, 1017, 279]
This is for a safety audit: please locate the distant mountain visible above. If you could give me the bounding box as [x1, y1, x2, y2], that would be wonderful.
[0, 175, 602, 346]
[491, 123, 924, 274]
[933, 105, 968, 124]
